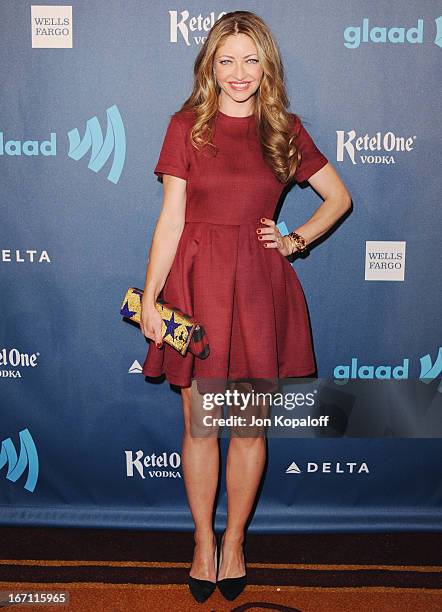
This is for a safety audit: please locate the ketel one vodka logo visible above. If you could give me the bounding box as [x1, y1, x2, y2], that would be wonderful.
[0, 347, 40, 378]
[0, 104, 125, 184]
[336, 129, 416, 165]
[169, 10, 226, 45]
[0, 429, 39, 492]
[125, 450, 182, 479]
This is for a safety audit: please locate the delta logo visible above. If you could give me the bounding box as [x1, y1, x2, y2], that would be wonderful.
[286, 461, 369, 475]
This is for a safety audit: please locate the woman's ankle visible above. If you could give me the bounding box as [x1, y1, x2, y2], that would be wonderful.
[193, 528, 216, 544]
[222, 529, 245, 544]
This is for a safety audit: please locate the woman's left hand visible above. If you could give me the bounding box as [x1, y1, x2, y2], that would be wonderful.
[256, 218, 294, 257]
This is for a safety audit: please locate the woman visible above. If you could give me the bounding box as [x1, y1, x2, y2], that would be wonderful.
[140, 10, 351, 604]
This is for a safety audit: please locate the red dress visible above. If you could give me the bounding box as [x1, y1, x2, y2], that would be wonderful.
[142, 108, 328, 388]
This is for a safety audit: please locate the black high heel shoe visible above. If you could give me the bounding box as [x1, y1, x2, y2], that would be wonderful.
[216, 531, 247, 601]
[188, 536, 218, 604]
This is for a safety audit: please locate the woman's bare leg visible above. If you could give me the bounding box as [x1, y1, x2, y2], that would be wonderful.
[181, 381, 219, 581]
[218, 383, 268, 579]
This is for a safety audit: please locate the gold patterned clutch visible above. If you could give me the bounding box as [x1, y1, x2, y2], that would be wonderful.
[120, 287, 210, 358]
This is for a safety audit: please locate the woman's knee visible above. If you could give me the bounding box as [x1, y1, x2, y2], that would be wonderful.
[228, 434, 266, 449]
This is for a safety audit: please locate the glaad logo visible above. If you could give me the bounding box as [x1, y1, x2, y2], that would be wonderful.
[1, 104, 125, 184]
[0, 347, 40, 378]
[344, 17, 442, 49]
[344, 18, 424, 49]
[0, 428, 39, 492]
[67, 104, 126, 184]
[0, 132, 56, 156]
[334, 347, 442, 388]
[286, 461, 369, 474]
[337, 130, 416, 165]
[169, 10, 226, 45]
[420, 347, 442, 386]
[435, 17, 442, 47]
[125, 450, 182, 479]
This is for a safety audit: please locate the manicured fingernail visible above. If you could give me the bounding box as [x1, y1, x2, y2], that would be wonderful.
[256, 229, 261, 233]
[260, 218, 265, 222]
[156, 342, 162, 348]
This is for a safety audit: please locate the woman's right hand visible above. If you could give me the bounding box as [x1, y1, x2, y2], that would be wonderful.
[140, 302, 164, 348]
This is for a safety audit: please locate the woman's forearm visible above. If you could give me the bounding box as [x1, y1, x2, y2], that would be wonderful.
[143, 214, 185, 306]
[293, 194, 351, 247]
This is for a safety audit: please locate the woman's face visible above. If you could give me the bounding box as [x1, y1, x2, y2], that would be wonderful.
[213, 33, 263, 110]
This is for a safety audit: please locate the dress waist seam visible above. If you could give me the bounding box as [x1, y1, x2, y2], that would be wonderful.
[185, 220, 259, 226]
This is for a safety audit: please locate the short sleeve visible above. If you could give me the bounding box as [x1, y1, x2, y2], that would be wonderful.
[154, 114, 190, 181]
[292, 114, 328, 183]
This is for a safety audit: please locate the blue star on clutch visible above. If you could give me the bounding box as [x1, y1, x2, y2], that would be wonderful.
[162, 311, 181, 340]
[121, 300, 137, 318]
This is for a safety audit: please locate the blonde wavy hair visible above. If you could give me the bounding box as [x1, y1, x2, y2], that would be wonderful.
[179, 10, 302, 184]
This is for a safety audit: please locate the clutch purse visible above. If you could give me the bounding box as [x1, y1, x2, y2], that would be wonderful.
[120, 287, 210, 359]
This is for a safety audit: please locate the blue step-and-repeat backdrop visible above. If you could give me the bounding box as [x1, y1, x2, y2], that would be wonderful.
[1, 2, 441, 532]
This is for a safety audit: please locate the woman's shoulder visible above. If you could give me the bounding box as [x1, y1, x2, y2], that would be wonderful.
[170, 108, 197, 129]
[289, 111, 303, 133]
